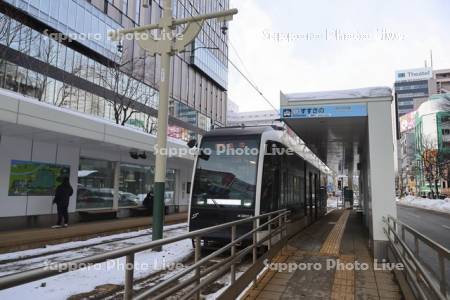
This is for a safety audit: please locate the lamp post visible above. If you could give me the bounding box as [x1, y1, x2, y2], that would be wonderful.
[109, 0, 237, 248]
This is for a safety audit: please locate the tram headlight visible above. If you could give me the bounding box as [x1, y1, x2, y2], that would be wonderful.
[196, 200, 205, 205]
[243, 200, 252, 207]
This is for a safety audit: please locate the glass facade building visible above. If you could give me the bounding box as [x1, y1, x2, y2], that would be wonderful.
[4, 0, 122, 59]
[394, 80, 429, 116]
[0, 0, 229, 214]
[0, 0, 229, 140]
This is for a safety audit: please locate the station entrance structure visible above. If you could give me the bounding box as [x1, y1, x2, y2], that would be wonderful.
[280, 87, 397, 259]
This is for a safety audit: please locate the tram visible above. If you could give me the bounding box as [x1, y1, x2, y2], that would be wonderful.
[187, 125, 328, 247]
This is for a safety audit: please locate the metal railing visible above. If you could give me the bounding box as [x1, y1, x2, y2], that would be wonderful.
[0, 209, 289, 299]
[383, 215, 449, 300]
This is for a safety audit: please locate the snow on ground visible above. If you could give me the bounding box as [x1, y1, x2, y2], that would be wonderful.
[327, 197, 339, 209]
[0, 223, 186, 262]
[0, 224, 187, 276]
[0, 225, 192, 300]
[397, 196, 450, 214]
[204, 270, 245, 300]
[327, 197, 342, 209]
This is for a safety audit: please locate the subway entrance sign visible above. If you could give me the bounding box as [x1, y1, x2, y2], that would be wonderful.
[281, 103, 367, 119]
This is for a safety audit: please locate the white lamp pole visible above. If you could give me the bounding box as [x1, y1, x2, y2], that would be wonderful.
[109, 0, 237, 247]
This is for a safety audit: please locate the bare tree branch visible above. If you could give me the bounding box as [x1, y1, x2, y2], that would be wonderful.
[416, 135, 449, 198]
[93, 47, 156, 126]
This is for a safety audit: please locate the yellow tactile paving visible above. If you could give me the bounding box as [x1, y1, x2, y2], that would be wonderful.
[320, 210, 350, 256]
[242, 252, 290, 300]
[330, 254, 355, 300]
[243, 211, 354, 300]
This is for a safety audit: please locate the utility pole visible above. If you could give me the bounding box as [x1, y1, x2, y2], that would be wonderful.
[109, 0, 237, 248]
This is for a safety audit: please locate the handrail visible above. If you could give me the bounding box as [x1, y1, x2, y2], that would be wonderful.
[0, 209, 289, 300]
[389, 216, 450, 257]
[136, 211, 288, 300]
[383, 215, 449, 299]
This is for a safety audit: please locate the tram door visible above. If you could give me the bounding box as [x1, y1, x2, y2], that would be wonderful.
[260, 142, 281, 214]
[314, 174, 318, 220]
[308, 172, 313, 221]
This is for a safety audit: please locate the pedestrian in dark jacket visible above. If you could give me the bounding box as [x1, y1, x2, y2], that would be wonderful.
[142, 190, 154, 213]
[52, 177, 73, 228]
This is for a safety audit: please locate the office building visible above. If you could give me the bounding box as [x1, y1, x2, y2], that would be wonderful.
[0, 0, 230, 228]
[430, 69, 450, 95]
[414, 93, 450, 197]
[394, 67, 432, 119]
[227, 100, 280, 126]
[398, 111, 416, 195]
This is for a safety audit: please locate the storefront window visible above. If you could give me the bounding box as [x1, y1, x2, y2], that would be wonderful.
[170, 100, 198, 126]
[77, 158, 114, 210]
[165, 169, 177, 206]
[198, 113, 212, 131]
[119, 164, 154, 207]
[168, 125, 196, 142]
[119, 165, 177, 208]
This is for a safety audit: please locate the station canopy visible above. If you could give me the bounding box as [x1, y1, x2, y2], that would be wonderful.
[280, 87, 392, 176]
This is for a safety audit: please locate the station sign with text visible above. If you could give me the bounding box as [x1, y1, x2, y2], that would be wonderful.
[395, 67, 432, 82]
[281, 103, 367, 119]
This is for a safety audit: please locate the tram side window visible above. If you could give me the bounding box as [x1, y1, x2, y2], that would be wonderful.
[308, 172, 313, 212]
[280, 147, 290, 208]
[281, 171, 287, 207]
[260, 142, 281, 213]
[303, 168, 307, 216]
[293, 176, 299, 206]
[299, 172, 305, 213]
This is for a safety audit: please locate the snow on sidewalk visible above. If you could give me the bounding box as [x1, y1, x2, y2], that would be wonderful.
[397, 196, 450, 214]
[0, 225, 193, 300]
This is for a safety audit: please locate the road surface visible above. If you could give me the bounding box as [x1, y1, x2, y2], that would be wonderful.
[397, 204, 450, 249]
[396, 204, 450, 290]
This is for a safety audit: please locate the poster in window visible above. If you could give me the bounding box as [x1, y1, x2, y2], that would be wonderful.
[8, 160, 71, 196]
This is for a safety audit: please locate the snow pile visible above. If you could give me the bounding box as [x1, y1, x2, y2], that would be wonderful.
[327, 197, 339, 208]
[0, 225, 192, 300]
[398, 196, 450, 213]
[416, 94, 450, 118]
[0, 223, 186, 264]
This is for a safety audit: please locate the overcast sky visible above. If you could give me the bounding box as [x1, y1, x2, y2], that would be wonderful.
[228, 0, 450, 112]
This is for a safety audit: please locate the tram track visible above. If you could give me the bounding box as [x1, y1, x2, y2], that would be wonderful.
[70, 250, 252, 300]
[0, 224, 188, 275]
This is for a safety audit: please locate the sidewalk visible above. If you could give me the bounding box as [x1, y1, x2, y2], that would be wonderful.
[242, 210, 403, 300]
[0, 213, 187, 253]
[341, 212, 402, 300]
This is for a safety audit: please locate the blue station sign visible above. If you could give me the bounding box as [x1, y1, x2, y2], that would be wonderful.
[281, 103, 367, 119]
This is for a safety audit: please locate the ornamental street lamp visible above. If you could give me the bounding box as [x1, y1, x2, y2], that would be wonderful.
[109, 0, 237, 249]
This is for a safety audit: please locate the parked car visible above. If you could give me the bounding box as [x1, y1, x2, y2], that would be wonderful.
[76, 187, 139, 208]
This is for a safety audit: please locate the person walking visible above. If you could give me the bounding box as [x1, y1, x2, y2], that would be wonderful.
[142, 190, 154, 214]
[52, 177, 73, 228]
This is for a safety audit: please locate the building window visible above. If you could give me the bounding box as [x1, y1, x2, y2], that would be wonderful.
[120, 163, 153, 207]
[122, 0, 128, 14]
[135, 0, 141, 23]
[77, 158, 115, 210]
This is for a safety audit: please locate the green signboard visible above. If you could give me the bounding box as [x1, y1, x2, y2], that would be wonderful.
[8, 160, 71, 196]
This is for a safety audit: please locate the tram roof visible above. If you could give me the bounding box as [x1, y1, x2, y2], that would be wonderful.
[203, 125, 280, 138]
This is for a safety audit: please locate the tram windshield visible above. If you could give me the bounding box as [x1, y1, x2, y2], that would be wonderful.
[192, 136, 260, 208]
